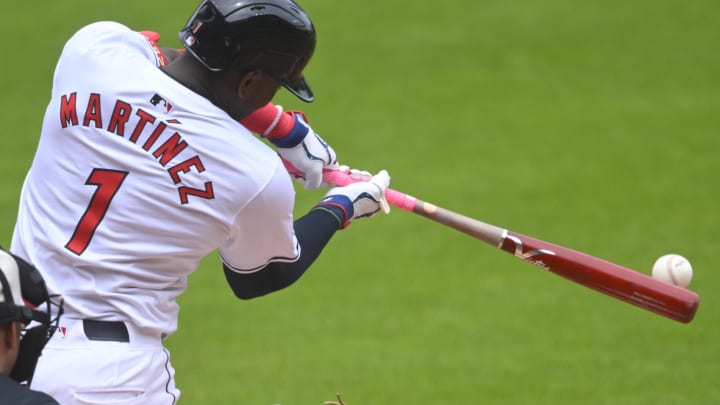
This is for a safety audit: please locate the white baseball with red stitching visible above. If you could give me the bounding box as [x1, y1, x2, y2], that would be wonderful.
[651, 254, 693, 288]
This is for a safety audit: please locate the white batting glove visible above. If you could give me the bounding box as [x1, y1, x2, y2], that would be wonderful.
[271, 113, 337, 190]
[315, 170, 391, 228]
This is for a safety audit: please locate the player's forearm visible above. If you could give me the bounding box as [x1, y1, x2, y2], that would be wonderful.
[223, 208, 341, 299]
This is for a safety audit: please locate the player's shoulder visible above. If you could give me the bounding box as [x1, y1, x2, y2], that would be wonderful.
[79, 21, 131, 33]
[67, 21, 134, 46]
[0, 374, 59, 405]
[25, 390, 60, 405]
[61, 21, 155, 64]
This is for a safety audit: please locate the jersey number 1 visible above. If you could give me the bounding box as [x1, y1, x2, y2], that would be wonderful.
[65, 169, 128, 255]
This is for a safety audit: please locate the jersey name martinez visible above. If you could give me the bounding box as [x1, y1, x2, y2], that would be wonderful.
[59, 91, 214, 204]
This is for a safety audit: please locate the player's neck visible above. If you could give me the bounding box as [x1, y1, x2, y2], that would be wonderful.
[162, 56, 216, 99]
[161, 55, 252, 121]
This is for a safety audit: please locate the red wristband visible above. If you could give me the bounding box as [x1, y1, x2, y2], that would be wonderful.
[239, 103, 295, 139]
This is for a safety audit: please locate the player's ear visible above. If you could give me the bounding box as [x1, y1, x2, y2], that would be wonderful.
[237, 70, 263, 99]
[2, 322, 19, 350]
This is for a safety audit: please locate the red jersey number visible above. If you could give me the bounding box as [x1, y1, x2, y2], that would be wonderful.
[65, 169, 128, 255]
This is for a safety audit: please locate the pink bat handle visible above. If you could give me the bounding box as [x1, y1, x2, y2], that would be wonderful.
[280, 159, 417, 212]
[320, 169, 418, 212]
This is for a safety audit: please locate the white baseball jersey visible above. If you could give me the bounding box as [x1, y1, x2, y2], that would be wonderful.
[11, 21, 300, 337]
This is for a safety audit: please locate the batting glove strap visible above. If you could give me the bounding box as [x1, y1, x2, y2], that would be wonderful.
[317, 170, 391, 228]
[313, 197, 352, 229]
[275, 113, 338, 190]
[269, 112, 310, 148]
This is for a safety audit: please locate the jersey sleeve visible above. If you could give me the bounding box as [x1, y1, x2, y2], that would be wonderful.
[219, 166, 300, 273]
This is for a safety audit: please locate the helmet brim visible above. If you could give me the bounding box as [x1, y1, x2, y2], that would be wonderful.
[283, 76, 314, 103]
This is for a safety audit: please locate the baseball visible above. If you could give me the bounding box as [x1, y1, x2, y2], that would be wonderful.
[652, 254, 693, 288]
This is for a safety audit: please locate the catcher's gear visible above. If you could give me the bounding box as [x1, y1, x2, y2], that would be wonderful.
[0, 249, 64, 385]
[180, 0, 316, 102]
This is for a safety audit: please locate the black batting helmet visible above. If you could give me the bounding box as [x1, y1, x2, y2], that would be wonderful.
[180, 0, 316, 102]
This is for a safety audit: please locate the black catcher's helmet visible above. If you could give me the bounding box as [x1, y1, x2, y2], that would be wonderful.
[180, 0, 316, 102]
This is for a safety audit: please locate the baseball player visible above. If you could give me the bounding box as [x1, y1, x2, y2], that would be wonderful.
[10, 0, 390, 403]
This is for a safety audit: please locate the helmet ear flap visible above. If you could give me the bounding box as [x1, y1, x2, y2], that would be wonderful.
[180, 1, 232, 70]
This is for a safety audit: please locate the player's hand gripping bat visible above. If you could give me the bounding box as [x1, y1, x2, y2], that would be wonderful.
[297, 163, 699, 323]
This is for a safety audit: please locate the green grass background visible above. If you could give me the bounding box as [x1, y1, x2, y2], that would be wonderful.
[2, 0, 718, 403]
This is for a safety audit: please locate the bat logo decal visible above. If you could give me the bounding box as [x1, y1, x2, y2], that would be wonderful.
[503, 234, 556, 270]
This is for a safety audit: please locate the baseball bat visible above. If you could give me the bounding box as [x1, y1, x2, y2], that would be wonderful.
[308, 166, 699, 323]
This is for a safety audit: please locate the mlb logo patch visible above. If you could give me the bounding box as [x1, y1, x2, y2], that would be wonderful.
[150, 93, 173, 114]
